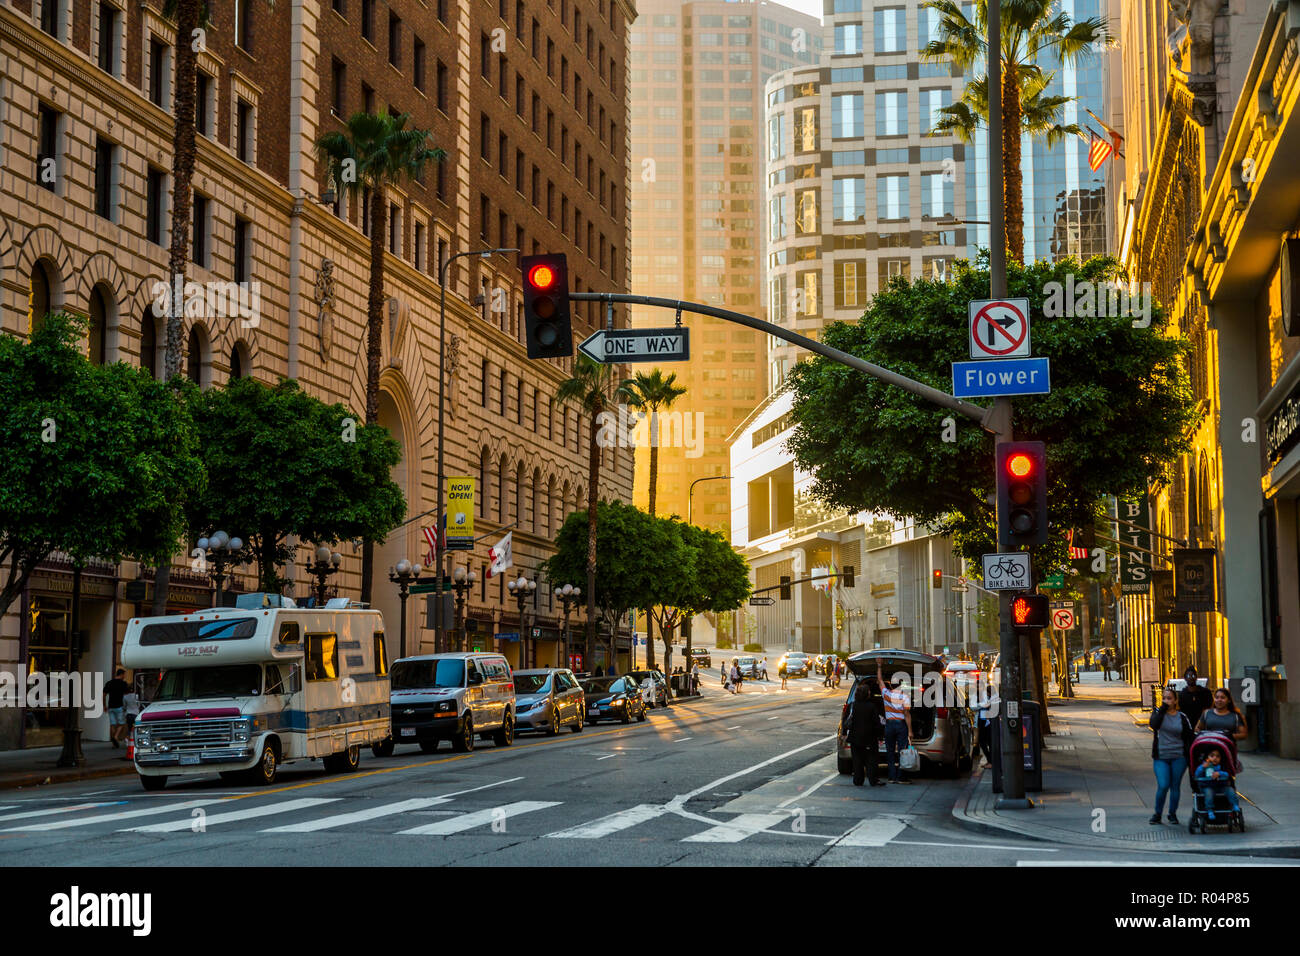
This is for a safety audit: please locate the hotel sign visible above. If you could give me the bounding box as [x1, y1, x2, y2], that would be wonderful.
[1265, 382, 1300, 465]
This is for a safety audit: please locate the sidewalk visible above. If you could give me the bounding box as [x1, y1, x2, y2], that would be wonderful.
[0, 739, 137, 791]
[953, 672, 1300, 854]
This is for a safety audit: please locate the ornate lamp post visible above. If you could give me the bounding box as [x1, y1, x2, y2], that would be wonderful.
[196, 531, 246, 604]
[388, 559, 423, 658]
[305, 544, 343, 606]
[451, 565, 478, 652]
[554, 583, 581, 671]
[507, 574, 537, 666]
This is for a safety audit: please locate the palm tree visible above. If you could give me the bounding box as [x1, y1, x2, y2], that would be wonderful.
[626, 368, 687, 671]
[556, 355, 635, 668]
[316, 112, 445, 604]
[922, 0, 1109, 263]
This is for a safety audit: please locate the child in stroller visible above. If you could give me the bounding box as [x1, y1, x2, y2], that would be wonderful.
[1188, 731, 1244, 834]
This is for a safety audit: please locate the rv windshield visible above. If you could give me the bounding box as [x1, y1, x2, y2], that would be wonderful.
[391, 659, 465, 690]
[155, 665, 263, 701]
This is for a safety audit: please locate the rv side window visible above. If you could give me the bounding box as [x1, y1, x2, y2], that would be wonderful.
[373, 632, 388, 677]
[305, 633, 338, 681]
[278, 622, 301, 644]
[286, 663, 302, 694]
[265, 664, 286, 695]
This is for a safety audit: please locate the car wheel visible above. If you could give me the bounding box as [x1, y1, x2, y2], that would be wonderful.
[140, 774, 168, 792]
[246, 740, 279, 786]
[957, 750, 973, 773]
[546, 710, 560, 736]
[492, 713, 514, 747]
[620, 706, 631, 724]
[329, 744, 360, 773]
[419, 740, 440, 754]
[452, 714, 475, 753]
[570, 712, 584, 733]
[637, 703, 647, 722]
[371, 737, 395, 758]
[836, 756, 853, 775]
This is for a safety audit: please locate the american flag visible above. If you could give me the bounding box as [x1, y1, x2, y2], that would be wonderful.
[1085, 130, 1113, 171]
[1067, 529, 1089, 560]
[422, 526, 438, 565]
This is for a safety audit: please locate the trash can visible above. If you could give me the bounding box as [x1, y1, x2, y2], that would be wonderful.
[669, 673, 684, 698]
[989, 699, 1043, 793]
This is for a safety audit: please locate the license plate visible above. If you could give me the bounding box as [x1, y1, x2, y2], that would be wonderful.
[179, 753, 200, 766]
[588, 707, 599, 716]
[400, 727, 416, 737]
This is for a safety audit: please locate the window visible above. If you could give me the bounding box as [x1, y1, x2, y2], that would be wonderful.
[833, 23, 862, 56]
[361, 0, 375, 42]
[148, 38, 169, 106]
[436, 61, 449, 112]
[798, 270, 820, 317]
[515, 75, 524, 115]
[97, 2, 120, 74]
[140, 307, 160, 379]
[373, 632, 388, 677]
[875, 91, 907, 136]
[480, 113, 491, 159]
[306, 634, 339, 681]
[877, 174, 909, 220]
[235, 99, 254, 163]
[146, 167, 166, 245]
[834, 260, 866, 308]
[795, 106, 817, 151]
[768, 113, 784, 162]
[331, 0, 343, 13]
[389, 202, 401, 254]
[922, 172, 952, 219]
[332, 58, 346, 114]
[195, 71, 212, 136]
[414, 38, 426, 90]
[833, 177, 864, 223]
[192, 193, 209, 267]
[921, 88, 952, 133]
[515, 149, 524, 192]
[185, 325, 206, 384]
[831, 93, 863, 139]
[768, 194, 786, 242]
[88, 285, 110, 365]
[94, 137, 117, 221]
[414, 222, 426, 269]
[874, 7, 905, 53]
[437, 0, 447, 23]
[40, 0, 60, 36]
[795, 188, 818, 234]
[388, 12, 401, 67]
[235, 0, 252, 49]
[37, 103, 60, 194]
[362, 82, 374, 113]
[234, 216, 251, 283]
[482, 33, 492, 78]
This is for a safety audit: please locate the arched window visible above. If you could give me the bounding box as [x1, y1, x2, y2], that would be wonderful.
[497, 454, 508, 522]
[185, 325, 208, 385]
[88, 285, 111, 365]
[532, 469, 543, 535]
[140, 306, 162, 379]
[229, 342, 250, 380]
[29, 259, 55, 333]
[516, 463, 526, 528]
[479, 448, 491, 518]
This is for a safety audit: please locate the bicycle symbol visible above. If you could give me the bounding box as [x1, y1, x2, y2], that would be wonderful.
[987, 556, 1027, 580]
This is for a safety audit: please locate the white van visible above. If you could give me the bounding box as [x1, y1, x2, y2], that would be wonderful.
[121, 594, 391, 791]
[389, 652, 516, 753]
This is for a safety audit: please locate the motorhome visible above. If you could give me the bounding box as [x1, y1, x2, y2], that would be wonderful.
[121, 593, 391, 791]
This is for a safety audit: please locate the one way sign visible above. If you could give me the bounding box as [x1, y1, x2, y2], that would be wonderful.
[578, 327, 690, 364]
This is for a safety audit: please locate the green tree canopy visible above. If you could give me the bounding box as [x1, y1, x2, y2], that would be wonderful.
[188, 376, 405, 592]
[785, 256, 1194, 571]
[0, 312, 205, 614]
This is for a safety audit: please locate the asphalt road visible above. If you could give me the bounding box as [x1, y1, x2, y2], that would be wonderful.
[0, 672, 1291, 867]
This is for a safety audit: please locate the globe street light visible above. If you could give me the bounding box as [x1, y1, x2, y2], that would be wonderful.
[305, 544, 343, 606]
[554, 583, 581, 671]
[507, 575, 537, 666]
[196, 531, 246, 604]
[451, 565, 479, 652]
[388, 559, 424, 658]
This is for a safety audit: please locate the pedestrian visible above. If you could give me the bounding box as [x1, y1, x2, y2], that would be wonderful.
[976, 683, 1000, 768]
[721, 661, 729, 689]
[843, 677, 884, 787]
[760, 656, 768, 680]
[1149, 685, 1195, 824]
[834, 657, 844, 689]
[1101, 651, 1111, 681]
[731, 660, 743, 694]
[1194, 687, 1248, 741]
[877, 661, 913, 783]
[103, 667, 130, 748]
[1193, 749, 1241, 822]
[594, 665, 604, 677]
[1177, 666, 1213, 728]
[690, 661, 700, 695]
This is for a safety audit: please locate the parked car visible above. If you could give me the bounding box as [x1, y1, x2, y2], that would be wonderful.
[579, 675, 648, 724]
[736, 656, 766, 680]
[390, 652, 517, 754]
[836, 649, 976, 777]
[688, 648, 712, 668]
[512, 668, 586, 735]
[778, 652, 810, 678]
[629, 670, 668, 707]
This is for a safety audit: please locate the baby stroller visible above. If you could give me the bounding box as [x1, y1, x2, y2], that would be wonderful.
[1187, 732, 1244, 834]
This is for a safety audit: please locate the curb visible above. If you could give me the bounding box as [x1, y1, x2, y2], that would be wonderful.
[0, 762, 137, 792]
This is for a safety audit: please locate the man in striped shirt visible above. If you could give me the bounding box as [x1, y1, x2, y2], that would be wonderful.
[878, 660, 913, 784]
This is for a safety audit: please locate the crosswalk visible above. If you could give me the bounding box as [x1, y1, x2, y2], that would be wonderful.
[0, 788, 911, 847]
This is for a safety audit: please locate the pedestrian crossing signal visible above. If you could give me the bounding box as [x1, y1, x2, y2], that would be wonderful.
[1011, 594, 1049, 629]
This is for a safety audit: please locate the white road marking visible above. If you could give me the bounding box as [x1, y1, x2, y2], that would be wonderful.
[262, 797, 453, 833]
[893, 840, 1057, 852]
[397, 800, 561, 835]
[776, 771, 840, 809]
[683, 812, 788, 843]
[725, 726, 742, 731]
[766, 716, 781, 720]
[674, 737, 692, 743]
[1016, 860, 1295, 867]
[544, 804, 666, 839]
[832, 816, 909, 847]
[0, 802, 119, 823]
[122, 797, 339, 832]
[6, 799, 223, 832]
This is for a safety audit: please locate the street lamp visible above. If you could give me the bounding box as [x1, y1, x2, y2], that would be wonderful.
[555, 583, 582, 670]
[305, 544, 343, 606]
[196, 531, 246, 604]
[451, 564, 479, 652]
[507, 574, 537, 666]
[388, 559, 423, 658]
[873, 607, 894, 648]
[434, 246, 518, 655]
[687, 474, 731, 526]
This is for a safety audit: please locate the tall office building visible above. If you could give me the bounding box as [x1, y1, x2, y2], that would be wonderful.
[628, 0, 821, 534]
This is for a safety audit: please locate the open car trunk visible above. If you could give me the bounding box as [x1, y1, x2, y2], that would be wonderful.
[846, 649, 943, 742]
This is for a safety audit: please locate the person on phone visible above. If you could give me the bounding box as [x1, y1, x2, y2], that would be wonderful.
[878, 661, 913, 784]
[1149, 686, 1195, 824]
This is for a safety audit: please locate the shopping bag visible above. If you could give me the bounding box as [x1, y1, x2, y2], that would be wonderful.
[899, 745, 920, 772]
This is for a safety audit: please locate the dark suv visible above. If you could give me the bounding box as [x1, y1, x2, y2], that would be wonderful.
[688, 648, 711, 668]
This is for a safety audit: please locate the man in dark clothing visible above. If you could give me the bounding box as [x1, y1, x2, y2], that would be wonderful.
[842, 678, 884, 787]
[1178, 666, 1212, 728]
[103, 668, 130, 748]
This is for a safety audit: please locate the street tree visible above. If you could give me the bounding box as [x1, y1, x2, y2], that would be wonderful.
[625, 368, 687, 668]
[0, 313, 205, 617]
[556, 354, 637, 659]
[188, 376, 405, 593]
[674, 522, 751, 671]
[315, 111, 446, 604]
[922, 0, 1109, 262]
[785, 256, 1195, 573]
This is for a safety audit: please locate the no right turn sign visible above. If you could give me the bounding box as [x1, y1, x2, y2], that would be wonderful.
[969, 298, 1031, 359]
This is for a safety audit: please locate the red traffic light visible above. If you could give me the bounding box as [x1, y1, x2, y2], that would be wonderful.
[1007, 452, 1034, 478]
[932, 569, 943, 589]
[528, 263, 556, 290]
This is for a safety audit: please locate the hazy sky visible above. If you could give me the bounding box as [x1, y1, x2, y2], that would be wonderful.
[777, 0, 824, 23]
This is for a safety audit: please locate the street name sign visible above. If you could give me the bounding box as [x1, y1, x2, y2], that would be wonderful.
[749, 596, 776, 607]
[969, 298, 1031, 359]
[952, 357, 1051, 398]
[578, 327, 690, 364]
[981, 552, 1032, 591]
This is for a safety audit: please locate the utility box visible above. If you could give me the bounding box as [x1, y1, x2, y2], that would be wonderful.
[990, 699, 1043, 793]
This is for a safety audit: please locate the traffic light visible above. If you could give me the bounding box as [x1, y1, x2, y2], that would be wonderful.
[932, 569, 943, 589]
[996, 441, 1048, 547]
[1010, 594, 1050, 629]
[521, 253, 573, 359]
[779, 575, 792, 600]
[841, 565, 854, 589]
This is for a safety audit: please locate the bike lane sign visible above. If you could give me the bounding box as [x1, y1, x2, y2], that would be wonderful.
[982, 552, 1032, 591]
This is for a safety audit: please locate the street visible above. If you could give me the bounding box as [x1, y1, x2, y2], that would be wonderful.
[0, 669, 1288, 868]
